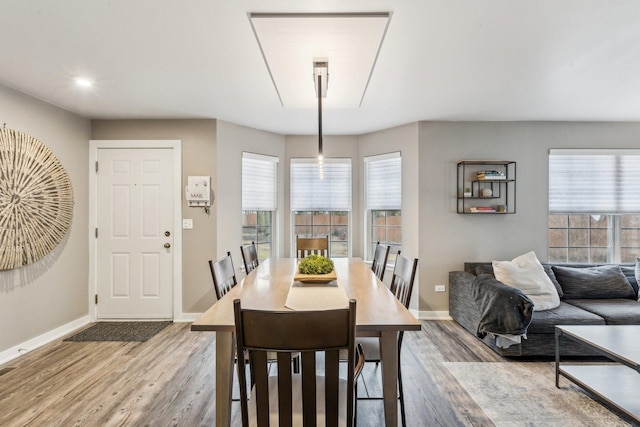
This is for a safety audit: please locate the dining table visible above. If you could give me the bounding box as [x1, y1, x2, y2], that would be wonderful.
[191, 257, 421, 426]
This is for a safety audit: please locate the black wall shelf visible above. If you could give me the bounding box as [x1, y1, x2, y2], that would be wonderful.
[456, 160, 516, 214]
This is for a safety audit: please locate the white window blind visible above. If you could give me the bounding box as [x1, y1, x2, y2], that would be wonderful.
[549, 149, 640, 214]
[242, 152, 278, 211]
[365, 152, 401, 210]
[290, 158, 351, 211]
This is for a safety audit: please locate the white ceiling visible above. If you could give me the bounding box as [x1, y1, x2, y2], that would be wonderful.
[250, 13, 390, 109]
[1, 0, 640, 136]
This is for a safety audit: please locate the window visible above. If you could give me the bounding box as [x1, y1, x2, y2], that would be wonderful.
[548, 149, 640, 263]
[291, 158, 351, 257]
[365, 153, 402, 262]
[242, 152, 278, 260]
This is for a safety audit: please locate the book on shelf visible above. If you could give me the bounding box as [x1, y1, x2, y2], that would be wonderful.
[477, 170, 505, 178]
[477, 175, 506, 180]
[469, 206, 496, 213]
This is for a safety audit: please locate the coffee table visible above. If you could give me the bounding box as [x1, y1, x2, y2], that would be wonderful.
[555, 325, 640, 423]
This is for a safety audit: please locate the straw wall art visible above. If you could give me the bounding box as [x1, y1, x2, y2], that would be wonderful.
[0, 126, 74, 270]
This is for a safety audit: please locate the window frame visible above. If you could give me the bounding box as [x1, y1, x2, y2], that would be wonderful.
[290, 158, 352, 257]
[242, 152, 279, 260]
[548, 149, 640, 263]
[364, 152, 402, 262]
[242, 210, 274, 261]
[292, 210, 351, 258]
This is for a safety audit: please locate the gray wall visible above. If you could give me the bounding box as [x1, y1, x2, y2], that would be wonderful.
[91, 119, 287, 313]
[359, 123, 420, 311]
[216, 120, 285, 276]
[0, 84, 90, 352]
[5, 81, 640, 356]
[91, 119, 217, 314]
[282, 128, 423, 313]
[419, 121, 640, 312]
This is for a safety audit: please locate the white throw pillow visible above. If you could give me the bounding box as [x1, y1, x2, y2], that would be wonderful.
[492, 251, 560, 311]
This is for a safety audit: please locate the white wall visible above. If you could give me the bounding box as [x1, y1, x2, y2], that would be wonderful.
[0, 84, 90, 355]
[216, 121, 286, 277]
[419, 121, 640, 313]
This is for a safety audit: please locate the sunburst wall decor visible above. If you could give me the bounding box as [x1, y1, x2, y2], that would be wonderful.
[0, 127, 74, 270]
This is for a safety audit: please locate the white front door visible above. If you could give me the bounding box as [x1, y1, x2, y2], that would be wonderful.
[96, 148, 174, 319]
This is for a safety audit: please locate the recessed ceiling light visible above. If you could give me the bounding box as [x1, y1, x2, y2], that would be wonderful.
[74, 77, 93, 88]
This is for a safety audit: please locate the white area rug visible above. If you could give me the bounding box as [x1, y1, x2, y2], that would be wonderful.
[444, 361, 632, 427]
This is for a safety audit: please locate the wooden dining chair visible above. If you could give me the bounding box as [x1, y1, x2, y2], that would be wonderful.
[234, 298, 364, 427]
[208, 251, 249, 399]
[209, 251, 237, 301]
[234, 245, 303, 375]
[371, 241, 390, 282]
[296, 235, 329, 258]
[356, 251, 418, 427]
[240, 241, 259, 274]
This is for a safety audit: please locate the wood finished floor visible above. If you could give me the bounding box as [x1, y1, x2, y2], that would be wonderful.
[0, 321, 512, 426]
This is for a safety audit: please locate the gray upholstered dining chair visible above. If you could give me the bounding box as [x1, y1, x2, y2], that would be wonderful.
[233, 298, 364, 427]
[356, 250, 418, 427]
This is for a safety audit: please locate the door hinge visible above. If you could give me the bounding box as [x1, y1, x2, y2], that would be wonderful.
[95, 228, 98, 238]
[95, 161, 98, 172]
[95, 294, 98, 304]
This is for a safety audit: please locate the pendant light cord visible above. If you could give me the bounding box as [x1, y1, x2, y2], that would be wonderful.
[317, 73, 323, 159]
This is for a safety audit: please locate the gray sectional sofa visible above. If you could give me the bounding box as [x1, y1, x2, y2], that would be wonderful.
[449, 262, 640, 357]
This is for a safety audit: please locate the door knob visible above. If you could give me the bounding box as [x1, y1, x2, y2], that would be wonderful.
[164, 243, 171, 249]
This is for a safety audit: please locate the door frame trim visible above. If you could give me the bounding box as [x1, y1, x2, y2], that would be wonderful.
[88, 140, 183, 321]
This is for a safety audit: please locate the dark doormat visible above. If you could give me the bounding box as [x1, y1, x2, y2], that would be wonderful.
[64, 321, 172, 342]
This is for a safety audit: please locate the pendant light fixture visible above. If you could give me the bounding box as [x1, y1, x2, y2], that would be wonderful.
[313, 61, 328, 163]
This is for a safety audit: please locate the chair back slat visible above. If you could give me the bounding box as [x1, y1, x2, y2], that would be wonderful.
[301, 352, 317, 426]
[296, 235, 329, 258]
[234, 299, 360, 427]
[277, 353, 293, 427]
[324, 350, 340, 426]
[241, 241, 259, 274]
[252, 351, 270, 427]
[209, 251, 237, 300]
[371, 242, 390, 281]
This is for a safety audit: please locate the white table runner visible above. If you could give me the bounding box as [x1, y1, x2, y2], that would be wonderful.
[284, 279, 349, 311]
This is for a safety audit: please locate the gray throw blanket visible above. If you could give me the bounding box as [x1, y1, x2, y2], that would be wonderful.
[472, 274, 534, 338]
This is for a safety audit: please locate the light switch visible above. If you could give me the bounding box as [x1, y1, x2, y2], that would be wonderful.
[182, 219, 193, 229]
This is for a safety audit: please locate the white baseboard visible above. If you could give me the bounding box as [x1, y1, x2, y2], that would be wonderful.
[417, 310, 451, 320]
[174, 313, 201, 322]
[0, 315, 91, 366]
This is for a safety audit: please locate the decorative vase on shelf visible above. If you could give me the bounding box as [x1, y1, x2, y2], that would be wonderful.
[481, 188, 493, 198]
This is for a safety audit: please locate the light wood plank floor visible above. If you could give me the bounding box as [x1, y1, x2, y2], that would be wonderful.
[0, 321, 515, 426]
